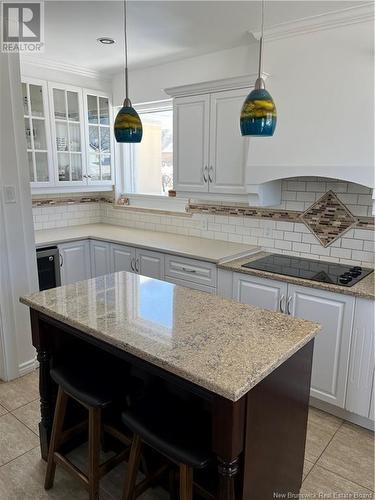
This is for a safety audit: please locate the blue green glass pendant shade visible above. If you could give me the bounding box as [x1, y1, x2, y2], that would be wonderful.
[240, 79, 277, 137]
[114, 98, 143, 143]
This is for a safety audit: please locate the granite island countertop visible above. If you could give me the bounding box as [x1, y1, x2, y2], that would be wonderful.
[34, 223, 259, 264]
[20, 272, 320, 402]
[219, 252, 375, 300]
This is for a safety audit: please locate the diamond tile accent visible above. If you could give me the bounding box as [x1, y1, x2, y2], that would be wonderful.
[300, 191, 357, 247]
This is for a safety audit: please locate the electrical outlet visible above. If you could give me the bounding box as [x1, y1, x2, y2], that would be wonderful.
[264, 227, 273, 237]
[3, 185, 16, 204]
[201, 217, 208, 231]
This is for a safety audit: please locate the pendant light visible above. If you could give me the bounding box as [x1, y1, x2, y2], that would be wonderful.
[240, 0, 277, 137]
[114, 0, 143, 143]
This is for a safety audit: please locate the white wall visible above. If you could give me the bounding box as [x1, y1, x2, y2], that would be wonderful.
[113, 17, 374, 188]
[113, 44, 258, 104]
[0, 53, 39, 381]
[21, 61, 112, 93]
[248, 21, 374, 187]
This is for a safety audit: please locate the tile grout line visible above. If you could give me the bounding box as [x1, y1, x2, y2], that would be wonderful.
[0, 445, 40, 469]
[303, 419, 345, 484]
[10, 410, 40, 438]
[314, 462, 375, 493]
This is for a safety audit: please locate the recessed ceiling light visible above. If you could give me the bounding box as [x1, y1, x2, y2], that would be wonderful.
[97, 37, 115, 45]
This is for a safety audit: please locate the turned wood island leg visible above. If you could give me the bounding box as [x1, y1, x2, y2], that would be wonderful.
[30, 310, 56, 460]
[212, 396, 246, 500]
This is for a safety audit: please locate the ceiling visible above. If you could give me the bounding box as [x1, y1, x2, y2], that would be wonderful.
[21, 1, 366, 75]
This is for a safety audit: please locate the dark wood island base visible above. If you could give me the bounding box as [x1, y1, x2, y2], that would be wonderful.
[30, 309, 314, 500]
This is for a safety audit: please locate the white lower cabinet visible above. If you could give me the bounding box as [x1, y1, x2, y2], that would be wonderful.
[58, 240, 91, 285]
[110, 243, 135, 273]
[345, 298, 375, 419]
[225, 272, 359, 411]
[288, 285, 354, 408]
[109, 244, 164, 279]
[232, 273, 288, 313]
[90, 240, 111, 277]
[136, 249, 164, 280]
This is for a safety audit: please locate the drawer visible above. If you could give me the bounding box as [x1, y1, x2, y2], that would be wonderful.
[164, 255, 217, 288]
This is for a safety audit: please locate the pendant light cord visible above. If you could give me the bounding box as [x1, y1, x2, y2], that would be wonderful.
[258, 0, 265, 79]
[123, 0, 129, 100]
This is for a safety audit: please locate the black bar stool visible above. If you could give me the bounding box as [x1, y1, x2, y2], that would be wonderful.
[121, 394, 214, 500]
[44, 359, 132, 500]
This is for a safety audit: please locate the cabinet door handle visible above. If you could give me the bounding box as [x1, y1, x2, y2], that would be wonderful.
[130, 258, 135, 272]
[59, 253, 63, 268]
[203, 165, 208, 183]
[287, 296, 292, 315]
[208, 166, 214, 183]
[279, 294, 285, 314]
[135, 258, 140, 273]
[181, 266, 197, 273]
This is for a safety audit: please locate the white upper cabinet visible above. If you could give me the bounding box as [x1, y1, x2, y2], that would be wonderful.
[173, 94, 210, 193]
[49, 83, 86, 186]
[83, 90, 113, 185]
[21, 78, 114, 192]
[167, 76, 281, 206]
[22, 78, 54, 187]
[209, 89, 248, 195]
[173, 90, 248, 197]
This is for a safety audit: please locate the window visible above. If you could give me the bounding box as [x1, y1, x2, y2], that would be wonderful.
[125, 104, 173, 196]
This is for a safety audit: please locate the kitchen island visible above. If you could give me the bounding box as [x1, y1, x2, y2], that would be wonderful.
[21, 272, 320, 499]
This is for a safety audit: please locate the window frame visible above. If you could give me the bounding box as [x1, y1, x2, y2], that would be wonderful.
[116, 99, 177, 204]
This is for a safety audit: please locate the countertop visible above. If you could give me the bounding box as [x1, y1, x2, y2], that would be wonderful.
[20, 272, 320, 401]
[34, 224, 259, 264]
[219, 252, 375, 300]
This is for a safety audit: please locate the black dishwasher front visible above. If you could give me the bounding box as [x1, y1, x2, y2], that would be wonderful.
[36, 246, 61, 291]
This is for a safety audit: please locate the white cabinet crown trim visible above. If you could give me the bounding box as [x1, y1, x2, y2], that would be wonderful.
[165, 73, 268, 98]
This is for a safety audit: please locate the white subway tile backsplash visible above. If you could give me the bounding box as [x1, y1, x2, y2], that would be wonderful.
[341, 238, 363, 250]
[352, 250, 374, 263]
[275, 240, 292, 251]
[292, 242, 311, 253]
[32, 177, 373, 268]
[296, 192, 315, 202]
[284, 231, 302, 242]
[330, 247, 352, 259]
[363, 240, 374, 252]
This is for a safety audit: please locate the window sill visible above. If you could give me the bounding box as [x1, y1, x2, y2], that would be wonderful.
[116, 193, 190, 215]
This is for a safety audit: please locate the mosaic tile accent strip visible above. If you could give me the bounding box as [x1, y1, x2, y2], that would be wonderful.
[187, 203, 301, 222]
[300, 191, 357, 247]
[356, 216, 375, 230]
[32, 195, 113, 208]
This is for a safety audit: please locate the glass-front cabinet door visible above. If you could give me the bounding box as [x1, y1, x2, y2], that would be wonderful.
[22, 79, 53, 186]
[84, 91, 113, 184]
[49, 83, 86, 185]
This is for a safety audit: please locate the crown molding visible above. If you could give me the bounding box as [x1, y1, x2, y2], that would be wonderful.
[252, 3, 374, 42]
[165, 73, 269, 97]
[20, 55, 112, 81]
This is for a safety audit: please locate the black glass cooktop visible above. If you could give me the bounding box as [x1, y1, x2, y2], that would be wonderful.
[242, 254, 373, 287]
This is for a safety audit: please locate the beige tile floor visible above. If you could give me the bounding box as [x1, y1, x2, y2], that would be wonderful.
[0, 371, 373, 499]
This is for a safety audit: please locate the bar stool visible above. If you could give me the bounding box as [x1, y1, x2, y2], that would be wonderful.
[121, 394, 214, 500]
[44, 359, 132, 500]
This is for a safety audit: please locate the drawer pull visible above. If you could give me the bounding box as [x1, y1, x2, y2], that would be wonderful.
[181, 267, 197, 273]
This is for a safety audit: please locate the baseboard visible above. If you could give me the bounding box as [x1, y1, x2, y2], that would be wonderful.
[18, 356, 38, 377]
[310, 397, 374, 431]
